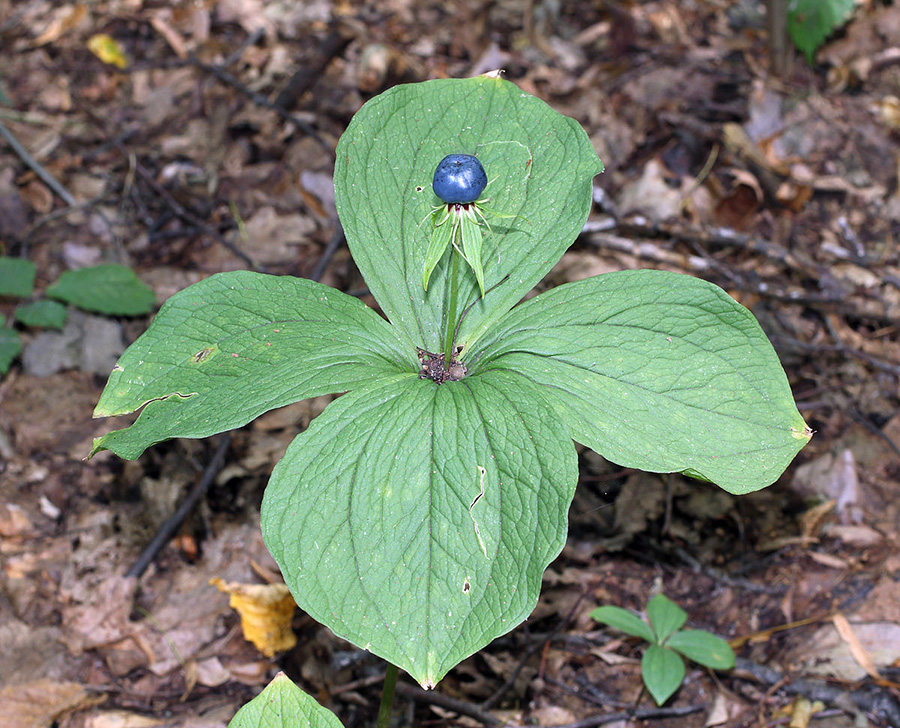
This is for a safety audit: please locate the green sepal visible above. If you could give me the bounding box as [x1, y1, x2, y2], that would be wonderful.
[457, 211, 485, 297]
[423, 208, 454, 291]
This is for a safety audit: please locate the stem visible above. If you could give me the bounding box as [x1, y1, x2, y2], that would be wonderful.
[443, 249, 461, 363]
[376, 663, 399, 728]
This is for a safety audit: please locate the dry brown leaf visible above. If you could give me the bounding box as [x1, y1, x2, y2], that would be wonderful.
[83, 710, 166, 727]
[705, 690, 742, 726]
[0, 503, 34, 538]
[827, 524, 883, 547]
[0, 679, 103, 728]
[799, 499, 835, 544]
[149, 12, 188, 59]
[807, 551, 848, 569]
[832, 613, 881, 679]
[61, 575, 138, 654]
[33, 4, 89, 46]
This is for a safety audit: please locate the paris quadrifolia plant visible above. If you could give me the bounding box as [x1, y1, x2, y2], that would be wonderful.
[91, 74, 811, 726]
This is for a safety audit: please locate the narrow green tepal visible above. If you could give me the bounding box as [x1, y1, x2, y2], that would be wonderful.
[47, 264, 156, 316]
[229, 672, 344, 728]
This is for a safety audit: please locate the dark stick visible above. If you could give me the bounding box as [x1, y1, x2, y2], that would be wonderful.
[394, 683, 502, 726]
[309, 223, 345, 283]
[67, 90, 262, 272]
[0, 117, 77, 206]
[735, 657, 900, 725]
[480, 590, 585, 711]
[125, 435, 231, 578]
[542, 703, 705, 728]
[274, 23, 353, 110]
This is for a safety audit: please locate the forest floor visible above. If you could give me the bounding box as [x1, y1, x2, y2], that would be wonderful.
[1, 1, 900, 727]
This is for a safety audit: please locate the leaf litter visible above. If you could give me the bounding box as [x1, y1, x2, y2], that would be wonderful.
[0, 0, 899, 726]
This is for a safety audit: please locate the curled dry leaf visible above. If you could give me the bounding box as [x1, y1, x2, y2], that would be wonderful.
[211, 578, 297, 657]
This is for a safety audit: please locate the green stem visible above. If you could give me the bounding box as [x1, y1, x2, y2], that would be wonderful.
[376, 662, 399, 728]
[443, 249, 460, 364]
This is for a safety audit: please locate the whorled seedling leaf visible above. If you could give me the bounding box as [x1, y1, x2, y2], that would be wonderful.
[642, 644, 685, 706]
[470, 269, 811, 494]
[261, 370, 578, 688]
[92, 271, 413, 459]
[334, 74, 603, 355]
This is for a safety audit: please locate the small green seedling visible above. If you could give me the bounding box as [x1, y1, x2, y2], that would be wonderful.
[0, 259, 155, 375]
[590, 594, 736, 706]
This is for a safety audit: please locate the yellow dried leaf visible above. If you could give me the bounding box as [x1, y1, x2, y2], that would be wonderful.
[87, 34, 129, 69]
[211, 578, 297, 657]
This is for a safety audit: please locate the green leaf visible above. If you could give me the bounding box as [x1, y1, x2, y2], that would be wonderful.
[472, 269, 811, 494]
[46, 264, 156, 315]
[229, 672, 344, 728]
[646, 594, 687, 643]
[641, 644, 685, 706]
[91, 271, 412, 459]
[261, 369, 578, 688]
[14, 299, 67, 329]
[788, 0, 855, 64]
[334, 75, 602, 356]
[0, 257, 36, 298]
[590, 605, 655, 643]
[0, 320, 21, 374]
[666, 629, 735, 670]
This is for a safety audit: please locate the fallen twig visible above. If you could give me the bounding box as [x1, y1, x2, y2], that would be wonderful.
[395, 682, 502, 726]
[274, 21, 354, 110]
[735, 656, 900, 726]
[540, 703, 705, 728]
[309, 223, 346, 283]
[0, 117, 77, 206]
[126, 434, 231, 579]
[481, 592, 586, 711]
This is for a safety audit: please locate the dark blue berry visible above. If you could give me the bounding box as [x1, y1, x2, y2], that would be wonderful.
[432, 154, 487, 204]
